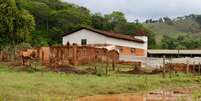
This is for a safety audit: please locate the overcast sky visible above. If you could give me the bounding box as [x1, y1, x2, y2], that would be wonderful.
[62, 0, 201, 22]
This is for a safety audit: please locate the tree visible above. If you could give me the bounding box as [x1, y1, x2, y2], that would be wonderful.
[159, 18, 163, 23]
[105, 11, 127, 31]
[91, 13, 112, 30]
[4, 0, 157, 49]
[0, 0, 35, 47]
[135, 27, 156, 49]
[195, 15, 201, 25]
[0, 0, 17, 46]
[16, 0, 93, 46]
[145, 19, 153, 23]
[160, 34, 201, 49]
[163, 17, 173, 25]
[161, 35, 176, 49]
[134, 19, 139, 24]
[15, 9, 35, 43]
[105, 11, 127, 23]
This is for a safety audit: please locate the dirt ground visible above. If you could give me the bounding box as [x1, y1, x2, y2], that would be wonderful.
[76, 87, 195, 101]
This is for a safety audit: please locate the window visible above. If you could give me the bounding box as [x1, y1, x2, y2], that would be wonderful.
[131, 48, 135, 53]
[81, 39, 87, 45]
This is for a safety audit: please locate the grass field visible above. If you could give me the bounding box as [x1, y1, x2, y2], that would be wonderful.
[0, 62, 201, 101]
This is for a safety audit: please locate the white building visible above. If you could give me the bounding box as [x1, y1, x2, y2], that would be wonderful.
[62, 27, 148, 57]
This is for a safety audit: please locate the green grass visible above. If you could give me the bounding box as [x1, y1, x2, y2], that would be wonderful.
[0, 63, 201, 101]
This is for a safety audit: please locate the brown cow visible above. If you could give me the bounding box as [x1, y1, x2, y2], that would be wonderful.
[19, 49, 36, 65]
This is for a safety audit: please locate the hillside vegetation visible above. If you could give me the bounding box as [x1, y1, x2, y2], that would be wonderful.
[145, 18, 201, 36]
[144, 15, 201, 49]
[0, 0, 156, 49]
[1, 0, 201, 49]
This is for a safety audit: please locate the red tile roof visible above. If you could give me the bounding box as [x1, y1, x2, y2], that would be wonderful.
[135, 29, 147, 36]
[62, 27, 144, 43]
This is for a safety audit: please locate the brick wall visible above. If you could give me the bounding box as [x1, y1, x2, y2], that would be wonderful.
[0, 51, 3, 61]
[165, 63, 199, 73]
[0, 51, 10, 61]
[121, 47, 135, 55]
[37, 44, 119, 66]
[37, 47, 50, 64]
[134, 48, 145, 56]
[118, 46, 145, 56]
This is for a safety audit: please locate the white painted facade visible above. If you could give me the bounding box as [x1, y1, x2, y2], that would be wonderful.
[63, 29, 107, 45]
[62, 29, 148, 57]
[135, 36, 148, 57]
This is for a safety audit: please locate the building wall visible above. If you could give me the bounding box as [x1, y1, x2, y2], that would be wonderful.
[106, 36, 146, 50]
[135, 36, 148, 57]
[62, 29, 147, 57]
[120, 47, 134, 56]
[117, 46, 145, 57]
[63, 29, 107, 45]
[135, 48, 145, 56]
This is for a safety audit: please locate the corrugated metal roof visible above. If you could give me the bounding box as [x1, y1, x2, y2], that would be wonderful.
[148, 49, 201, 54]
[179, 50, 201, 54]
[148, 50, 178, 54]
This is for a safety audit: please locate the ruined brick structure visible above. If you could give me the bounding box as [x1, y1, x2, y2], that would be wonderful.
[0, 51, 3, 61]
[37, 44, 119, 66]
[0, 51, 10, 62]
[165, 63, 201, 73]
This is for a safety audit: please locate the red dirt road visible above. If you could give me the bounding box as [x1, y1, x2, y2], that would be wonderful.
[76, 89, 193, 101]
[76, 95, 144, 101]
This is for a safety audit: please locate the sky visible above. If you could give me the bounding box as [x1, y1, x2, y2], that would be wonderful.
[62, 0, 201, 22]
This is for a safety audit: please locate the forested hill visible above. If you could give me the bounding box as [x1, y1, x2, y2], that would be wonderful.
[144, 15, 201, 49]
[0, 0, 155, 49]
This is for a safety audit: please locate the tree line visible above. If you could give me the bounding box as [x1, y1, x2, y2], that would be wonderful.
[161, 35, 201, 49]
[0, 0, 156, 49]
[1, 0, 201, 50]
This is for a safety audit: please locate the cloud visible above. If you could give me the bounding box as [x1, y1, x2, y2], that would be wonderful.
[62, 0, 201, 22]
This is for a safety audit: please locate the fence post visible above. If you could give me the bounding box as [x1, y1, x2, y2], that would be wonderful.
[105, 61, 109, 75]
[94, 66, 97, 73]
[169, 57, 173, 78]
[192, 62, 196, 75]
[112, 60, 116, 71]
[199, 62, 201, 74]
[169, 63, 172, 78]
[193, 62, 195, 74]
[117, 63, 120, 72]
[186, 60, 189, 74]
[72, 44, 78, 65]
[162, 56, 166, 78]
[0, 51, 1, 61]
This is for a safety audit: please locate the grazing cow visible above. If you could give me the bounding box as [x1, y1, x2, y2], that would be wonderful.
[19, 49, 36, 65]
